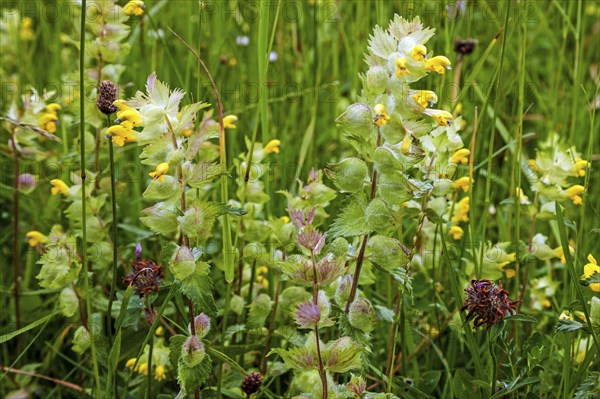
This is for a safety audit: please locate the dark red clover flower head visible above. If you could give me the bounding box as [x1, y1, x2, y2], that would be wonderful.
[241, 372, 263, 396]
[461, 279, 518, 329]
[123, 244, 164, 297]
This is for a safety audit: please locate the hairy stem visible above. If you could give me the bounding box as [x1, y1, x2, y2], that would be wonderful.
[345, 127, 382, 313]
[10, 126, 21, 345]
[79, 1, 101, 393]
[106, 115, 118, 344]
[310, 250, 327, 399]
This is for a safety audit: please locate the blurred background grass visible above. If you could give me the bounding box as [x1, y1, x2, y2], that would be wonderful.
[2, 0, 598, 251]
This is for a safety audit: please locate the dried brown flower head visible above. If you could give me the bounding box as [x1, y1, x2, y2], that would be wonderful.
[96, 80, 118, 115]
[461, 279, 518, 329]
[123, 258, 164, 297]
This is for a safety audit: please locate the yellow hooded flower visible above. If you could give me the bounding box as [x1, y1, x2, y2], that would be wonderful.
[516, 188, 530, 205]
[453, 176, 472, 192]
[373, 103, 390, 127]
[124, 0, 145, 16]
[223, 115, 238, 129]
[50, 179, 69, 196]
[117, 109, 142, 127]
[449, 226, 464, 240]
[452, 196, 470, 223]
[423, 109, 453, 126]
[20, 17, 34, 41]
[565, 185, 585, 205]
[155, 364, 166, 381]
[106, 124, 137, 147]
[554, 245, 575, 264]
[583, 254, 600, 292]
[411, 90, 437, 109]
[401, 133, 412, 156]
[450, 149, 470, 165]
[149, 163, 170, 183]
[264, 139, 281, 154]
[573, 160, 590, 177]
[125, 358, 137, 369]
[410, 44, 427, 61]
[425, 55, 452, 74]
[138, 362, 149, 375]
[395, 57, 409, 77]
[26, 231, 48, 247]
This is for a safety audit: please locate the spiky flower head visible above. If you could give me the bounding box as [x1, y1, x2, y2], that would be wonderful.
[96, 80, 118, 114]
[295, 301, 321, 329]
[455, 39, 478, 56]
[123, 253, 164, 297]
[461, 279, 518, 329]
[296, 225, 326, 253]
[241, 371, 263, 396]
[289, 207, 315, 228]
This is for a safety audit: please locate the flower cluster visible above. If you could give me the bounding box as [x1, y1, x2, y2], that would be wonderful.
[38, 103, 61, 134]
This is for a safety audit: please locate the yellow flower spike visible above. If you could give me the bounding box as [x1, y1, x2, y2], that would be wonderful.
[583, 254, 600, 292]
[138, 363, 149, 375]
[448, 226, 464, 240]
[373, 103, 390, 127]
[50, 179, 70, 196]
[264, 139, 281, 154]
[452, 176, 472, 192]
[400, 133, 412, 156]
[450, 148, 470, 165]
[425, 55, 452, 74]
[118, 109, 142, 127]
[155, 365, 166, 381]
[124, 0, 145, 16]
[223, 115, 238, 129]
[395, 57, 409, 77]
[565, 184, 585, 205]
[125, 358, 137, 369]
[149, 163, 170, 183]
[411, 90, 438, 109]
[26, 231, 48, 247]
[410, 44, 427, 61]
[424, 109, 454, 126]
[573, 160, 590, 177]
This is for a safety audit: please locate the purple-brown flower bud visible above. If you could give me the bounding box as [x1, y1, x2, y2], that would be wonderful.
[96, 80, 118, 114]
[191, 313, 211, 338]
[182, 335, 205, 367]
[454, 39, 478, 56]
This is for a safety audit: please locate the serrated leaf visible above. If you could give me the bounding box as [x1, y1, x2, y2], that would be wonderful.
[177, 354, 212, 393]
[178, 202, 219, 240]
[322, 336, 363, 373]
[329, 194, 372, 238]
[142, 175, 180, 201]
[247, 294, 272, 330]
[555, 319, 585, 333]
[369, 236, 410, 270]
[178, 261, 217, 316]
[140, 202, 179, 236]
[182, 161, 223, 188]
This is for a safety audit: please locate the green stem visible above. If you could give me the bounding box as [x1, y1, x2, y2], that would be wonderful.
[79, 1, 101, 394]
[489, 335, 497, 395]
[310, 250, 327, 399]
[107, 115, 118, 344]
